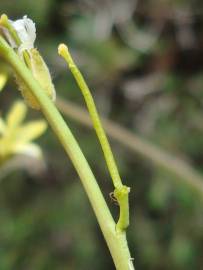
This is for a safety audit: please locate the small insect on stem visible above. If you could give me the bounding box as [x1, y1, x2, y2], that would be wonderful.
[109, 192, 119, 205]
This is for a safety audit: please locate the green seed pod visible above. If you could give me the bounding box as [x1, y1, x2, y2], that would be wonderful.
[15, 48, 56, 110]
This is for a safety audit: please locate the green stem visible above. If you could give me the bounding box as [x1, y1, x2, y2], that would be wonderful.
[0, 14, 21, 45]
[58, 44, 130, 231]
[58, 44, 122, 189]
[0, 36, 134, 270]
[56, 96, 203, 198]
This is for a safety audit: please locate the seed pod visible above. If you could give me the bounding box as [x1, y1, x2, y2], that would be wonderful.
[15, 48, 56, 110]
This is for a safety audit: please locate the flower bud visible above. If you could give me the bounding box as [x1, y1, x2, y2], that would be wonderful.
[0, 15, 56, 110]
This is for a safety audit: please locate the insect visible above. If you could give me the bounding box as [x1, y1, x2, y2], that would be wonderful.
[109, 192, 119, 205]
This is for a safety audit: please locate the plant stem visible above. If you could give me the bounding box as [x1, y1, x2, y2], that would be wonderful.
[58, 44, 130, 231]
[56, 96, 203, 198]
[58, 44, 123, 188]
[0, 36, 134, 270]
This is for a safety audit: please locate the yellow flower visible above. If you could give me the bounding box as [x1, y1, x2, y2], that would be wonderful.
[0, 100, 47, 161]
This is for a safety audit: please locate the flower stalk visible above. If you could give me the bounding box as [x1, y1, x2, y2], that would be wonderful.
[0, 32, 134, 269]
[58, 44, 130, 232]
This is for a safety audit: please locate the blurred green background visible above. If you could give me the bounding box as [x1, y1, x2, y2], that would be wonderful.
[0, 0, 203, 269]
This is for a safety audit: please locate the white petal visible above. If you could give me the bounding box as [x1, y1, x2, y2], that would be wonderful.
[11, 15, 36, 51]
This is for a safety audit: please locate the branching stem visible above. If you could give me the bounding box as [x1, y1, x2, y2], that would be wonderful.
[0, 36, 134, 270]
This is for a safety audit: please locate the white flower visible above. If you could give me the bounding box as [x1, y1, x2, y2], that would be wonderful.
[10, 15, 36, 53]
[0, 15, 56, 109]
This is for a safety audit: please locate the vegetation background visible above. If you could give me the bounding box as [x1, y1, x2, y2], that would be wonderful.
[0, 0, 203, 269]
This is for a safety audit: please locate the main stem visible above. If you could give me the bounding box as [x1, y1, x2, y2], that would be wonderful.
[0, 37, 134, 270]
